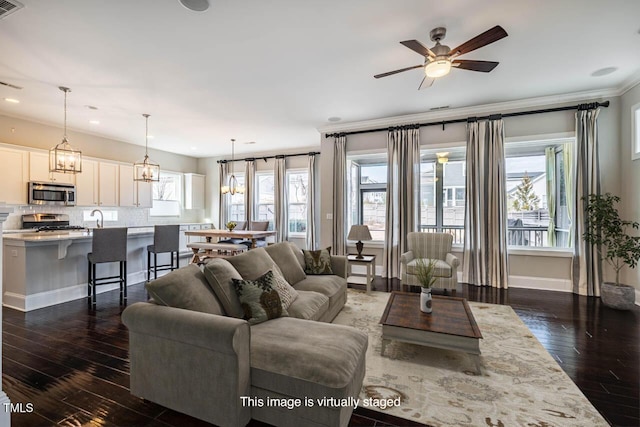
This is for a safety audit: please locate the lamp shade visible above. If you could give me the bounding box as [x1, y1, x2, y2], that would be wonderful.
[348, 225, 372, 241]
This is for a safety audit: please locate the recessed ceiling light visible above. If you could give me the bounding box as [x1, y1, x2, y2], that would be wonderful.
[591, 67, 617, 77]
[4, 98, 20, 104]
[190, 146, 197, 151]
[89, 120, 100, 125]
[179, 0, 209, 12]
[328, 116, 342, 122]
[244, 141, 256, 145]
[147, 135, 154, 139]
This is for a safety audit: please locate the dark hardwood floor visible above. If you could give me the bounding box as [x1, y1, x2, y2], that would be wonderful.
[2, 278, 638, 427]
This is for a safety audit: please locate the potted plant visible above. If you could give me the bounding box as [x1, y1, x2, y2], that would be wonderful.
[415, 258, 438, 313]
[582, 193, 640, 310]
[226, 221, 237, 232]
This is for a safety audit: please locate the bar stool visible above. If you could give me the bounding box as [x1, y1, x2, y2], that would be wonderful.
[147, 224, 180, 281]
[87, 227, 128, 308]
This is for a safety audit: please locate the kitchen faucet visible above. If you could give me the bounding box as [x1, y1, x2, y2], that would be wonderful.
[90, 209, 104, 228]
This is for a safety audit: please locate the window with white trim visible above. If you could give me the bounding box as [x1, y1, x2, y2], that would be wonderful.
[347, 154, 388, 242]
[150, 171, 182, 216]
[227, 175, 245, 221]
[256, 172, 274, 229]
[287, 170, 308, 236]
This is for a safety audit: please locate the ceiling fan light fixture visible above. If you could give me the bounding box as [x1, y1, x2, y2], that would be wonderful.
[425, 58, 451, 78]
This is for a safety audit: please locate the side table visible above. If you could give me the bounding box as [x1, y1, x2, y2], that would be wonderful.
[347, 254, 376, 293]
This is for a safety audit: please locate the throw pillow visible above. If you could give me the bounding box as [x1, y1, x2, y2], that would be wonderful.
[271, 268, 299, 310]
[232, 270, 287, 325]
[303, 247, 334, 275]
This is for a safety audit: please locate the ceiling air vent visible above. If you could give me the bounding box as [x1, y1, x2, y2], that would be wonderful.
[0, 0, 24, 20]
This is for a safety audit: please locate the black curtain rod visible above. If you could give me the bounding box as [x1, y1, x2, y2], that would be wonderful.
[324, 100, 610, 138]
[217, 151, 320, 164]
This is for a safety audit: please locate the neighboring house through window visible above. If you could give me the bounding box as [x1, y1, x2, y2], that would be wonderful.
[256, 172, 274, 229]
[287, 170, 308, 236]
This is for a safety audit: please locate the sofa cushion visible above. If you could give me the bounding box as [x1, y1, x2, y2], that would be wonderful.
[406, 258, 452, 277]
[145, 264, 225, 315]
[226, 247, 281, 280]
[285, 241, 306, 271]
[303, 247, 333, 275]
[264, 242, 306, 284]
[293, 275, 346, 313]
[271, 268, 299, 310]
[250, 317, 368, 399]
[203, 258, 245, 319]
[286, 290, 329, 321]
[233, 270, 287, 325]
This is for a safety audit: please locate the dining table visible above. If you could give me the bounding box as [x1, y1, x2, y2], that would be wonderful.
[183, 228, 277, 249]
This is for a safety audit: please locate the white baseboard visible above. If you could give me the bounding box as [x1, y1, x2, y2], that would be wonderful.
[3, 271, 147, 312]
[508, 275, 573, 292]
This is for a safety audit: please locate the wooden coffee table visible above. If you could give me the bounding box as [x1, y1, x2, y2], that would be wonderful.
[380, 292, 483, 373]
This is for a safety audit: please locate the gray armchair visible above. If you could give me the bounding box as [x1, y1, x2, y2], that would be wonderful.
[401, 232, 460, 291]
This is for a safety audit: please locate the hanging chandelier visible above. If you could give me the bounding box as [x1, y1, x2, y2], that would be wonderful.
[134, 113, 160, 182]
[49, 86, 82, 174]
[221, 138, 244, 195]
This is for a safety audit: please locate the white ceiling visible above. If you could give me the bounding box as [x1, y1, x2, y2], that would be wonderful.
[0, 0, 639, 158]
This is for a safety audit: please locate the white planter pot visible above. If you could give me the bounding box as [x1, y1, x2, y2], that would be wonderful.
[601, 282, 636, 310]
[420, 288, 433, 313]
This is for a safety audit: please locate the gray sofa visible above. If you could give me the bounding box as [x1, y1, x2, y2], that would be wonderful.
[122, 242, 368, 427]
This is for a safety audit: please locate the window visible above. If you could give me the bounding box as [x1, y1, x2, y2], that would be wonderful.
[505, 139, 573, 248]
[633, 102, 640, 160]
[419, 148, 466, 244]
[256, 172, 274, 229]
[150, 171, 182, 216]
[347, 155, 387, 241]
[227, 175, 245, 221]
[287, 171, 308, 235]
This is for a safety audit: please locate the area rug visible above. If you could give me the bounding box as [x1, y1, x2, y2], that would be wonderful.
[332, 290, 608, 427]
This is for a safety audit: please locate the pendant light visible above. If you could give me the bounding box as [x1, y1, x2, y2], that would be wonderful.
[134, 113, 160, 182]
[221, 138, 245, 195]
[49, 86, 82, 174]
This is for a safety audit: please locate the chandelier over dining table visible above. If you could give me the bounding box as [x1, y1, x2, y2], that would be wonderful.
[221, 138, 245, 195]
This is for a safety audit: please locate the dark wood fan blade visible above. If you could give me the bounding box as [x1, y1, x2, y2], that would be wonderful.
[452, 60, 499, 72]
[418, 76, 435, 90]
[400, 40, 435, 58]
[374, 64, 423, 79]
[449, 25, 508, 57]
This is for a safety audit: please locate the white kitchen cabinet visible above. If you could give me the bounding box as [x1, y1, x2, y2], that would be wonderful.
[119, 165, 153, 208]
[76, 159, 119, 206]
[0, 146, 29, 204]
[184, 173, 205, 209]
[29, 151, 75, 184]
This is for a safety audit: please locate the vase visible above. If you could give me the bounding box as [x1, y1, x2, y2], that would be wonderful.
[420, 287, 432, 313]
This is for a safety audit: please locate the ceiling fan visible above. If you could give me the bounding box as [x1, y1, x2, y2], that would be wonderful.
[374, 25, 508, 89]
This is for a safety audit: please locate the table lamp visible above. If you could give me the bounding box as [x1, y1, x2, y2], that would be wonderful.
[348, 225, 372, 259]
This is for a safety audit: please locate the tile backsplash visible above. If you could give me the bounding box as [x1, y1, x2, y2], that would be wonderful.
[3, 204, 204, 230]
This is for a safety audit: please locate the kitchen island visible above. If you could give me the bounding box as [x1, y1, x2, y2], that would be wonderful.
[3, 228, 160, 312]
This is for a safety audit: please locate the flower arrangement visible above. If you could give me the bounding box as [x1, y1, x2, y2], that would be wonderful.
[226, 221, 237, 231]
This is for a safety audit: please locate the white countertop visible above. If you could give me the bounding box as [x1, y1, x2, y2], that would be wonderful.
[3, 227, 154, 242]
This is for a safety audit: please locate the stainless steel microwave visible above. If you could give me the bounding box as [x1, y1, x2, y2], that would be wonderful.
[28, 182, 76, 206]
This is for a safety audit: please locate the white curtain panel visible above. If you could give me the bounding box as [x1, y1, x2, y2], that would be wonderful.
[332, 135, 347, 255]
[244, 160, 256, 223]
[383, 126, 420, 279]
[306, 154, 318, 249]
[274, 156, 288, 242]
[218, 162, 229, 228]
[462, 118, 509, 288]
[573, 108, 602, 296]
